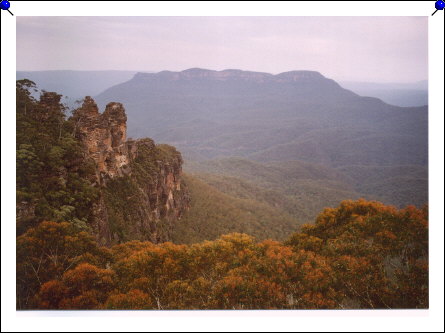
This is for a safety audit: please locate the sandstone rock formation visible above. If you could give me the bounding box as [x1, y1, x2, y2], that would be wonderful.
[72, 96, 130, 181]
[72, 97, 190, 245]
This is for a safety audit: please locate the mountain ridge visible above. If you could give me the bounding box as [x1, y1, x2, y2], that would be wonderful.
[132, 68, 329, 83]
[94, 67, 427, 172]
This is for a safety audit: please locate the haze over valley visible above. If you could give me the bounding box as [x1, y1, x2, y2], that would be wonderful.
[16, 67, 428, 241]
[15, 16, 430, 310]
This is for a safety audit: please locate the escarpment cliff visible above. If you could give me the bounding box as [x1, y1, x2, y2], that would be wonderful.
[72, 97, 190, 245]
[72, 96, 130, 181]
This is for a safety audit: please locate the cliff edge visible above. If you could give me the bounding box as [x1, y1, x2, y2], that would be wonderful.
[72, 97, 190, 245]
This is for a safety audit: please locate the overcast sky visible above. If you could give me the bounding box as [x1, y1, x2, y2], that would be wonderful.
[17, 16, 427, 83]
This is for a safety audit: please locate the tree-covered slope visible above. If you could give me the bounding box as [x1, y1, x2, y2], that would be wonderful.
[171, 174, 303, 244]
[186, 157, 428, 212]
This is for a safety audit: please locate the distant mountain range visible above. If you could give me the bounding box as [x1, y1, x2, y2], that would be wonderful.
[93, 68, 428, 211]
[339, 80, 428, 107]
[16, 68, 428, 212]
[16, 70, 427, 108]
[94, 68, 427, 167]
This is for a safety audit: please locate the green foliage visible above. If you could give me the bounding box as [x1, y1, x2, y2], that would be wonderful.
[171, 174, 302, 244]
[16, 80, 99, 233]
[103, 176, 147, 241]
[185, 157, 428, 224]
[185, 158, 364, 224]
[102, 142, 182, 243]
[16, 79, 187, 246]
[337, 164, 428, 208]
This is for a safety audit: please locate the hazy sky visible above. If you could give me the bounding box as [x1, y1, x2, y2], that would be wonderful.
[17, 16, 427, 83]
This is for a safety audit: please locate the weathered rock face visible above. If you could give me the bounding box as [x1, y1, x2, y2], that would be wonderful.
[73, 97, 130, 181]
[72, 97, 190, 245]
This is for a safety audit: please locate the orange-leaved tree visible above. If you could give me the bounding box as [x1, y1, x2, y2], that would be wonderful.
[17, 221, 111, 309]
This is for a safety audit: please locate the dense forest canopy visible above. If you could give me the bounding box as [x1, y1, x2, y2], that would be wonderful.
[16, 80, 428, 310]
[17, 201, 428, 310]
[16, 79, 99, 235]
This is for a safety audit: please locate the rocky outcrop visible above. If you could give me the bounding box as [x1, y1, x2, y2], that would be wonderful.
[73, 97, 130, 181]
[72, 97, 190, 245]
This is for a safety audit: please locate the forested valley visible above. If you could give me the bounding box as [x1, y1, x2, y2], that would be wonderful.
[16, 79, 428, 310]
